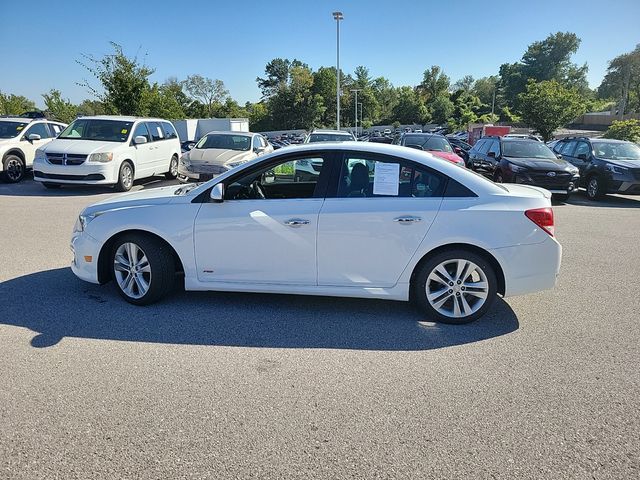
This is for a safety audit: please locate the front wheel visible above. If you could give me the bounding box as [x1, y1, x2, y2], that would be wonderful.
[165, 155, 178, 180]
[115, 161, 134, 192]
[413, 250, 497, 324]
[111, 234, 175, 305]
[586, 175, 605, 200]
[2, 154, 26, 183]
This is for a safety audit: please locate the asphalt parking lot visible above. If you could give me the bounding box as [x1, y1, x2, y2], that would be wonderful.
[1, 176, 639, 479]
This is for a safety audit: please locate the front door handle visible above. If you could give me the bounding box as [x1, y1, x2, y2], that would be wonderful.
[284, 218, 310, 227]
[394, 216, 422, 224]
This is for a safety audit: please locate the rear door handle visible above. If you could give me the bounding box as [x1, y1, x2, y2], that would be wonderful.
[284, 218, 310, 227]
[394, 216, 422, 223]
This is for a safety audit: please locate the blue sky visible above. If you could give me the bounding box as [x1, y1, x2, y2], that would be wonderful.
[2, 0, 639, 108]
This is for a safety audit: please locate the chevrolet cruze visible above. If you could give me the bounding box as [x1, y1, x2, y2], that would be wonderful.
[70, 143, 562, 324]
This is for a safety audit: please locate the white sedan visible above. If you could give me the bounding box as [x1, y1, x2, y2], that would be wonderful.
[70, 143, 561, 324]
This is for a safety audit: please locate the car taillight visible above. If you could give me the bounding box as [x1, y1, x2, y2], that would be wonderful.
[525, 207, 555, 236]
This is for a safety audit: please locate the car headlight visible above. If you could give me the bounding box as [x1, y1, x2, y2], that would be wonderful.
[605, 164, 628, 175]
[35, 149, 46, 161]
[509, 163, 528, 173]
[569, 166, 579, 175]
[88, 152, 113, 163]
[73, 212, 101, 233]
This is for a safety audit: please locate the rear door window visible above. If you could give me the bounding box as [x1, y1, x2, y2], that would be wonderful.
[148, 122, 164, 142]
[560, 141, 577, 156]
[161, 122, 178, 139]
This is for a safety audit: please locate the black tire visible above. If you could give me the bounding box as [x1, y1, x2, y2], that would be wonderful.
[110, 233, 175, 305]
[413, 249, 498, 324]
[115, 161, 134, 192]
[553, 193, 570, 202]
[42, 182, 61, 189]
[2, 154, 26, 183]
[586, 175, 605, 200]
[165, 154, 178, 180]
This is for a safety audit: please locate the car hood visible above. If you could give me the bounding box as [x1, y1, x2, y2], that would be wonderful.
[430, 151, 464, 164]
[39, 139, 123, 155]
[186, 148, 253, 165]
[598, 158, 640, 168]
[503, 155, 571, 170]
[83, 185, 183, 214]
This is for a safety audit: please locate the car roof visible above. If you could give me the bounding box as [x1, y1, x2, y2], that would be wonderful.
[75, 115, 170, 122]
[310, 129, 353, 135]
[0, 117, 33, 123]
[201, 130, 255, 136]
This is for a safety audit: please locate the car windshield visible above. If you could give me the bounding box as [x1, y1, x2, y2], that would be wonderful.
[308, 133, 353, 142]
[196, 134, 251, 151]
[58, 119, 134, 142]
[406, 135, 453, 153]
[502, 141, 556, 159]
[593, 141, 640, 161]
[0, 121, 29, 139]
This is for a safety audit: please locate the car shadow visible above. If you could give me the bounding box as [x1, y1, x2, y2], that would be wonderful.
[0, 174, 177, 197]
[553, 190, 640, 208]
[1, 268, 519, 351]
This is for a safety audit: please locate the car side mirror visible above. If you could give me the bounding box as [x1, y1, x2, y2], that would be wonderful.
[487, 151, 496, 158]
[254, 146, 265, 154]
[210, 183, 224, 202]
[27, 133, 41, 141]
[556, 153, 563, 159]
[577, 153, 587, 160]
[134, 135, 148, 145]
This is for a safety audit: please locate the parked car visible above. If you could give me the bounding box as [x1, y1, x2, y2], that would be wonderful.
[32, 116, 181, 191]
[181, 140, 197, 153]
[393, 133, 465, 167]
[70, 142, 561, 324]
[383, 128, 392, 135]
[304, 129, 355, 143]
[504, 133, 542, 142]
[177, 131, 274, 182]
[551, 137, 640, 200]
[469, 137, 580, 201]
[0, 117, 67, 183]
[446, 136, 472, 165]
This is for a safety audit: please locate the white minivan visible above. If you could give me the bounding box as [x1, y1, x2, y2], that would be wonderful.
[33, 116, 181, 191]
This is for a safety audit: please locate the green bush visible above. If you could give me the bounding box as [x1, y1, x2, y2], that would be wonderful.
[603, 119, 640, 142]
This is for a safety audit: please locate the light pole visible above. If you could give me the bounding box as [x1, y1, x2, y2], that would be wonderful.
[332, 11, 343, 130]
[358, 102, 363, 136]
[351, 89, 361, 137]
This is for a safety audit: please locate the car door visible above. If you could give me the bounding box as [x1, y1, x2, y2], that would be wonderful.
[317, 151, 445, 288]
[131, 122, 155, 177]
[20, 122, 52, 166]
[193, 151, 334, 285]
[486, 139, 501, 175]
[568, 140, 591, 176]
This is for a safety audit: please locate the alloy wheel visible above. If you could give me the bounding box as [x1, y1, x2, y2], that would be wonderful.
[113, 242, 151, 299]
[425, 259, 489, 318]
[6, 158, 24, 181]
[170, 156, 178, 176]
[121, 164, 133, 189]
[587, 178, 598, 198]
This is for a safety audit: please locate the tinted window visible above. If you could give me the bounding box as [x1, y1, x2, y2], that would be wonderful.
[162, 122, 178, 139]
[252, 136, 261, 149]
[0, 121, 30, 138]
[58, 119, 133, 142]
[503, 141, 557, 159]
[592, 141, 640, 160]
[552, 141, 564, 153]
[197, 134, 251, 151]
[444, 178, 477, 197]
[560, 141, 577, 156]
[24, 123, 51, 139]
[308, 133, 353, 142]
[336, 154, 445, 198]
[487, 139, 500, 156]
[224, 156, 326, 200]
[133, 123, 151, 142]
[574, 141, 590, 158]
[148, 122, 164, 142]
[478, 139, 491, 154]
[403, 135, 453, 153]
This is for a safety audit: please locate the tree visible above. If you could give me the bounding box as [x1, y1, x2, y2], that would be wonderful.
[311, 67, 337, 127]
[598, 44, 640, 115]
[453, 75, 474, 92]
[143, 83, 185, 119]
[0, 92, 36, 115]
[353, 66, 373, 89]
[603, 119, 640, 142]
[78, 42, 154, 115]
[518, 80, 587, 141]
[417, 66, 450, 102]
[392, 86, 428, 124]
[77, 99, 106, 116]
[42, 89, 77, 123]
[430, 95, 454, 124]
[183, 74, 229, 117]
[472, 76, 499, 109]
[256, 58, 308, 99]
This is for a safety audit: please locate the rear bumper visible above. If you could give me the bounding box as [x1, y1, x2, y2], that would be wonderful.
[490, 236, 562, 298]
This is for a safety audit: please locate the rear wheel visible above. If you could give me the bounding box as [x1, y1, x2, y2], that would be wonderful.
[2, 154, 25, 183]
[586, 175, 605, 200]
[165, 154, 178, 180]
[115, 161, 134, 192]
[413, 249, 497, 324]
[111, 233, 175, 305]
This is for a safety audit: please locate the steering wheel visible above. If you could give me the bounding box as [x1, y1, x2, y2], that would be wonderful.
[250, 180, 266, 199]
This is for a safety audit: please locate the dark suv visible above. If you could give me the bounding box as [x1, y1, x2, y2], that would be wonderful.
[468, 136, 580, 200]
[552, 137, 640, 200]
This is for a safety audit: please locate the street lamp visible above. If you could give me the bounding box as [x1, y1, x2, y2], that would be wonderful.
[350, 89, 361, 136]
[332, 11, 343, 130]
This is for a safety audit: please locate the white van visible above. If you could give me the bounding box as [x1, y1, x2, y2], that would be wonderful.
[33, 116, 181, 191]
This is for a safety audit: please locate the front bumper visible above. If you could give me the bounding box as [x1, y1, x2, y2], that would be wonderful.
[70, 231, 101, 284]
[177, 164, 228, 183]
[33, 159, 118, 185]
[514, 172, 580, 195]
